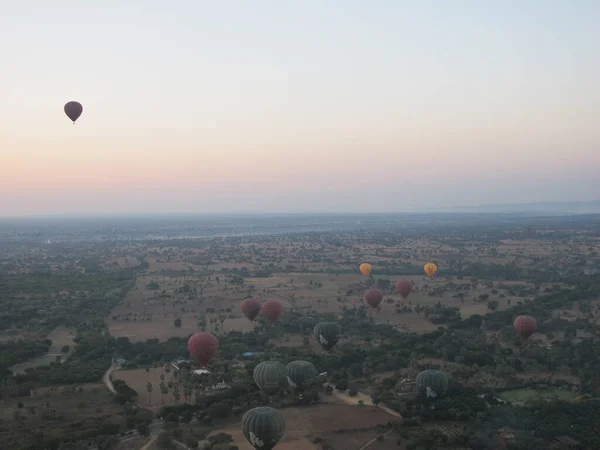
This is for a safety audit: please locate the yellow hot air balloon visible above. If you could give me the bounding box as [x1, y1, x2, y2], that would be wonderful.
[359, 263, 372, 276]
[424, 263, 437, 277]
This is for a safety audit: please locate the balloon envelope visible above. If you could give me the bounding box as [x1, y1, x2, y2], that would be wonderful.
[188, 332, 218, 368]
[262, 300, 283, 325]
[424, 263, 437, 277]
[364, 288, 383, 308]
[253, 361, 286, 395]
[241, 297, 262, 321]
[313, 322, 341, 350]
[64, 101, 83, 123]
[359, 263, 372, 276]
[242, 407, 285, 450]
[513, 315, 537, 339]
[396, 279, 413, 299]
[285, 360, 318, 392]
[416, 370, 449, 398]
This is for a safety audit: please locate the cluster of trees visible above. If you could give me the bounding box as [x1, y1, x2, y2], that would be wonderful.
[0, 339, 51, 377]
[0, 266, 138, 333]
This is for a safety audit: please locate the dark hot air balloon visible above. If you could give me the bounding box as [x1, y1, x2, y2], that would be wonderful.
[242, 407, 285, 450]
[64, 101, 83, 123]
[285, 360, 318, 393]
[313, 322, 341, 350]
[262, 300, 283, 326]
[364, 288, 383, 308]
[396, 279, 413, 299]
[513, 315, 537, 339]
[241, 297, 262, 321]
[416, 370, 449, 398]
[253, 361, 286, 395]
[188, 332, 218, 368]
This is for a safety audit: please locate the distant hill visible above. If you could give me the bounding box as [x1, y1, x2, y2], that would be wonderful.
[431, 200, 600, 214]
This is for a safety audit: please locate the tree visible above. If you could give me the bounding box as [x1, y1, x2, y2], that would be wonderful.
[173, 385, 181, 403]
[146, 382, 153, 405]
[335, 379, 348, 391]
[487, 300, 499, 311]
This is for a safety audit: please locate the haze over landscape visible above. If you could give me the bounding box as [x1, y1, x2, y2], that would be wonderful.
[2, 1, 599, 216]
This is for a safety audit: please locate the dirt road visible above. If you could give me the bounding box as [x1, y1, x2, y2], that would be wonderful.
[103, 362, 118, 394]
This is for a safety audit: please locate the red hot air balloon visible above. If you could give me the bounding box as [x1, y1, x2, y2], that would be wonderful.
[64, 101, 83, 123]
[188, 332, 218, 368]
[364, 288, 383, 308]
[261, 300, 283, 326]
[513, 315, 537, 339]
[396, 279, 413, 299]
[241, 297, 262, 321]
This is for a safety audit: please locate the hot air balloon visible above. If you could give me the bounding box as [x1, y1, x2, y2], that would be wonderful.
[364, 288, 383, 308]
[262, 300, 283, 326]
[242, 407, 285, 450]
[253, 361, 286, 395]
[187, 332, 218, 368]
[241, 297, 262, 321]
[313, 322, 341, 350]
[416, 370, 449, 398]
[359, 263, 372, 276]
[64, 101, 83, 123]
[513, 315, 537, 339]
[396, 279, 413, 299]
[285, 360, 318, 392]
[424, 263, 437, 278]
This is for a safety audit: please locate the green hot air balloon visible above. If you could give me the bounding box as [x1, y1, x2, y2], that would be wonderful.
[285, 360, 318, 393]
[254, 361, 286, 395]
[242, 407, 285, 450]
[416, 370, 449, 398]
[313, 322, 341, 350]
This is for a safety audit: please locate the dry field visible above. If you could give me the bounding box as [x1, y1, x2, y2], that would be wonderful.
[112, 367, 192, 409]
[212, 403, 401, 450]
[106, 237, 557, 341]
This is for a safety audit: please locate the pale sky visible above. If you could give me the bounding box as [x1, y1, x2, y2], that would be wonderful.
[1, 1, 599, 216]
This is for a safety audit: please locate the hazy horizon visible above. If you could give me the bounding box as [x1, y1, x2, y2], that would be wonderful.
[2, 1, 599, 217]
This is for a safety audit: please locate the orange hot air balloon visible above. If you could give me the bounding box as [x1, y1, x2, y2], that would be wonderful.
[396, 279, 413, 299]
[513, 315, 537, 339]
[188, 332, 218, 368]
[262, 300, 283, 325]
[364, 288, 383, 308]
[241, 297, 262, 321]
[424, 263, 437, 277]
[359, 263, 372, 276]
[64, 101, 83, 123]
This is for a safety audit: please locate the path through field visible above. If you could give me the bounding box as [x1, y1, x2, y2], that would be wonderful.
[140, 436, 156, 450]
[358, 428, 394, 450]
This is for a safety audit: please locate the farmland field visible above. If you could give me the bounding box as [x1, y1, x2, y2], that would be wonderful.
[212, 404, 401, 450]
